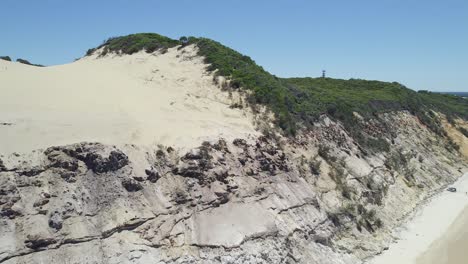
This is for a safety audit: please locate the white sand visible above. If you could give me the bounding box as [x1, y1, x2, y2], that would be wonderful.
[0, 46, 259, 154]
[416, 205, 468, 264]
[367, 172, 468, 264]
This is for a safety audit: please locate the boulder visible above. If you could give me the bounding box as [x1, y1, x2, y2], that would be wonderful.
[145, 169, 160, 183]
[84, 150, 128, 173]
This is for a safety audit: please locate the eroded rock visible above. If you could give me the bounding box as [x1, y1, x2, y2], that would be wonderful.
[48, 211, 63, 230]
[145, 168, 160, 183]
[25, 235, 56, 249]
[0, 158, 6, 171]
[122, 178, 143, 192]
[83, 150, 129, 173]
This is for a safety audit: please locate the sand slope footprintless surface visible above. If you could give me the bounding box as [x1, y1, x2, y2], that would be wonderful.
[0, 45, 259, 154]
[416, 204, 468, 264]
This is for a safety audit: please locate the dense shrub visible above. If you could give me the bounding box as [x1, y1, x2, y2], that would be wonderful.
[460, 127, 468, 138]
[16, 58, 44, 67]
[88, 33, 179, 56]
[0, 56, 11, 61]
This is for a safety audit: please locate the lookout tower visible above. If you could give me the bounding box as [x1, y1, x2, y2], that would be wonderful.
[322, 70, 326, 78]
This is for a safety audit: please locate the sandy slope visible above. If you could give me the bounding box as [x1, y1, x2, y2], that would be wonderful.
[0, 46, 258, 154]
[367, 173, 468, 264]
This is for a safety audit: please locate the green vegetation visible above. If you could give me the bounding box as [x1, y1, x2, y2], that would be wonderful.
[16, 58, 44, 67]
[86, 33, 179, 56]
[460, 127, 468, 138]
[184, 37, 467, 150]
[328, 203, 383, 232]
[88, 33, 468, 151]
[0, 56, 11, 61]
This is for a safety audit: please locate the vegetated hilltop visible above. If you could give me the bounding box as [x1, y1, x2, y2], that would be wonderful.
[87, 33, 467, 150]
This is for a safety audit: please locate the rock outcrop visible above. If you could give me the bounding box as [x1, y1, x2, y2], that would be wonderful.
[0, 112, 466, 264]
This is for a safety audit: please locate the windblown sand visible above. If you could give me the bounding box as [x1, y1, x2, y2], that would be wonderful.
[368, 173, 468, 264]
[416, 205, 468, 264]
[0, 46, 258, 154]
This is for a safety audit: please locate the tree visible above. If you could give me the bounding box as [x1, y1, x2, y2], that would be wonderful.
[179, 36, 189, 45]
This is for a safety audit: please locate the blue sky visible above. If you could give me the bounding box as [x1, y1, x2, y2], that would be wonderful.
[1, 0, 467, 92]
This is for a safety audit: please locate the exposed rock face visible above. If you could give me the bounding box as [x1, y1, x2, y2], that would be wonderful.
[0, 158, 6, 171]
[0, 113, 466, 264]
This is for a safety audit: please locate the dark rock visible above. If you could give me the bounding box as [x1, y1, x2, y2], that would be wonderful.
[18, 167, 45, 177]
[84, 150, 128, 173]
[0, 207, 22, 219]
[51, 144, 129, 173]
[166, 146, 175, 153]
[133, 176, 145, 182]
[155, 149, 165, 158]
[33, 198, 49, 207]
[173, 190, 191, 204]
[213, 139, 230, 153]
[173, 161, 204, 179]
[447, 187, 457, 193]
[38, 209, 48, 215]
[46, 150, 78, 171]
[0, 184, 16, 196]
[57, 170, 77, 183]
[0, 158, 6, 171]
[214, 168, 229, 184]
[314, 235, 331, 246]
[145, 169, 160, 183]
[184, 149, 203, 160]
[25, 235, 56, 249]
[122, 179, 143, 192]
[233, 138, 247, 147]
[215, 192, 229, 204]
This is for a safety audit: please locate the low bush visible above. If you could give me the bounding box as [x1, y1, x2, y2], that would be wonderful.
[0, 56, 11, 61]
[16, 58, 44, 67]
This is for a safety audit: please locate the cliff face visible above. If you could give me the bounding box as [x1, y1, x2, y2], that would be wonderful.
[1, 112, 465, 264]
[0, 38, 467, 263]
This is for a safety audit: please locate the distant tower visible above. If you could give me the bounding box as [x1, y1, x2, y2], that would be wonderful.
[322, 70, 326, 78]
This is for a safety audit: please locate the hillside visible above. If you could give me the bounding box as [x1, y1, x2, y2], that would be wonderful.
[0, 33, 467, 264]
[88, 34, 467, 145]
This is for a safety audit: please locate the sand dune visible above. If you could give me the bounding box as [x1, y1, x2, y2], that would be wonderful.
[0, 46, 258, 154]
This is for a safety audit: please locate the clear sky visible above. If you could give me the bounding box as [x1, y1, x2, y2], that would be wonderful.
[1, 0, 467, 92]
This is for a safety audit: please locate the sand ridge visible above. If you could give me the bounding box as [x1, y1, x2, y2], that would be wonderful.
[0, 45, 259, 154]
